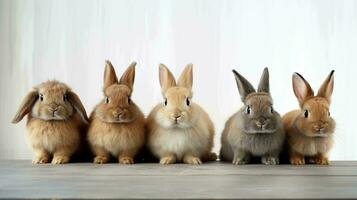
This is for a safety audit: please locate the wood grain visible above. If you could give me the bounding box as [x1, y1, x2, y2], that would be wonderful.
[1, 160, 357, 199]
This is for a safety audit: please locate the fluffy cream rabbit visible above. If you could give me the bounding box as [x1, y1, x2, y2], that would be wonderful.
[12, 80, 88, 164]
[283, 71, 336, 165]
[87, 61, 145, 164]
[147, 64, 216, 165]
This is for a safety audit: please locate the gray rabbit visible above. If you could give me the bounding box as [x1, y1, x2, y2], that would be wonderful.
[220, 68, 285, 165]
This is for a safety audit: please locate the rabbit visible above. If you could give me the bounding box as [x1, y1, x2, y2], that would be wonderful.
[220, 68, 285, 165]
[146, 63, 216, 165]
[12, 80, 89, 164]
[87, 60, 145, 164]
[283, 71, 335, 165]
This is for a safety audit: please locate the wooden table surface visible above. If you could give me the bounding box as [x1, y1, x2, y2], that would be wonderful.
[1, 160, 357, 199]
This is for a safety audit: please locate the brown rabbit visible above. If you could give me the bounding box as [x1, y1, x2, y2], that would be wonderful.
[87, 60, 145, 164]
[12, 80, 88, 164]
[283, 71, 336, 165]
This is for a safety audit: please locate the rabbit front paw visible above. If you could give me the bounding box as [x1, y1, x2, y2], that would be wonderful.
[160, 156, 176, 165]
[232, 156, 250, 165]
[119, 157, 134, 164]
[32, 156, 50, 164]
[262, 156, 279, 165]
[313, 155, 330, 165]
[94, 156, 109, 164]
[51, 156, 70, 164]
[183, 155, 202, 165]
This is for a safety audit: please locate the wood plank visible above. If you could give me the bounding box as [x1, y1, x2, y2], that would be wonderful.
[1, 160, 357, 199]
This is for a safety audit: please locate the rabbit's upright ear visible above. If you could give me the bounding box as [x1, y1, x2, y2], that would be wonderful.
[177, 63, 193, 90]
[67, 91, 89, 124]
[257, 67, 270, 93]
[104, 60, 119, 90]
[232, 69, 256, 102]
[12, 90, 38, 123]
[317, 70, 335, 103]
[292, 72, 314, 105]
[119, 62, 136, 92]
[159, 64, 176, 96]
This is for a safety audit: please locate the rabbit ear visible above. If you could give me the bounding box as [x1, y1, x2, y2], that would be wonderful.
[257, 67, 270, 93]
[292, 72, 314, 105]
[67, 91, 89, 124]
[119, 62, 136, 92]
[177, 63, 193, 90]
[12, 90, 38, 123]
[317, 70, 335, 102]
[232, 69, 256, 102]
[159, 64, 176, 96]
[103, 60, 119, 90]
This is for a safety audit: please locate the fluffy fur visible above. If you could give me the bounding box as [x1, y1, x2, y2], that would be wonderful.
[12, 80, 88, 164]
[283, 71, 336, 165]
[147, 64, 216, 165]
[87, 61, 145, 164]
[220, 68, 285, 165]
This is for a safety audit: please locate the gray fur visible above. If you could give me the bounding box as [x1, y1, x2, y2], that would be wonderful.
[220, 68, 285, 165]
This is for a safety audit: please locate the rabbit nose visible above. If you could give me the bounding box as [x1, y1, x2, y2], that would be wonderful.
[256, 118, 267, 128]
[171, 111, 182, 120]
[315, 122, 327, 131]
[49, 105, 59, 112]
[113, 110, 123, 117]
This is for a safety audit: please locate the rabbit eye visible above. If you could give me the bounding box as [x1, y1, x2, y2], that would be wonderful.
[63, 94, 67, 102]
[128, 97, 131, 104]
[270, 106, 274, 113]
[304, 110, 309, 118]
[39, 93, 44, 102]
[164, 98, 167, 106]
[186, 98, 190, 106]
[328, 110, 330, 116]
[245, 105, 251, 114]
[105, 97, 109, 104]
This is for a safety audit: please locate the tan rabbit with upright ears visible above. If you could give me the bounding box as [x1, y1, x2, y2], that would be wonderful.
[12, 80, 88, 164]
[147, 63, 216, 165]
[283, 70, 336, 165]
[87, 60, 145, 164]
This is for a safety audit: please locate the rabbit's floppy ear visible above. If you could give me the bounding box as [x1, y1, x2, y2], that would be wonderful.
[257, 67, 270, 93]
[292, 72, 314, 105]
[232, 69, 256, 102]
[67, 91, 89, 124]
[177, 63, 193, 90]
[159, 64, 176, 96]
[317, 70, 334, 103]
[103, 60, 119, 90]
[119, 62, 136, 92]
[12, 90, 38, 123]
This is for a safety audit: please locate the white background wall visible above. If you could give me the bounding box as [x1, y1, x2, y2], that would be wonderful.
[0, 0, 356, 160]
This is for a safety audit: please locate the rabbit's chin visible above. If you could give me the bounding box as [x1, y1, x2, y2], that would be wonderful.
[159, 119, 192, 129]
[33, 114, 69, 121]
[244, 128, 277, 134]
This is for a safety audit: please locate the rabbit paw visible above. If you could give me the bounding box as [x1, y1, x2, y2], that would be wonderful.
[32, 156, 50, 164]
[290, 157, 305, 165]
[313, 156, 330, 165]
[232, 157, 249, 165]
[262, 157, 279, 165]
[184, 156, 202, 165]
[119, 157, 134, 164]
[160, 156, 176, 165]
[51, 156, 70, 164]
[94, 156, 109, 164]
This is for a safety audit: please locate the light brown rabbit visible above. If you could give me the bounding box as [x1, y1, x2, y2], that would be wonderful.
[146, 64, 216, 165]
[87, 60, 145, 164]
[283, 71, 336, 165]
[12, 80, 88, 164]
